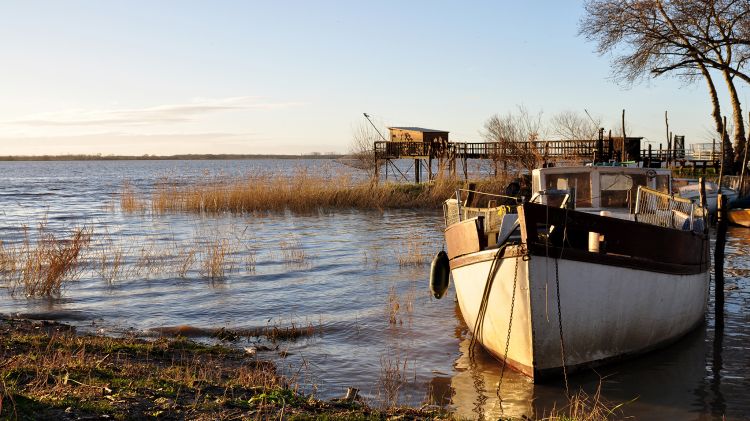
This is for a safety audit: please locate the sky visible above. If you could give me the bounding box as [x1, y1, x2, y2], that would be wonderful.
[1, 1, 749, 156]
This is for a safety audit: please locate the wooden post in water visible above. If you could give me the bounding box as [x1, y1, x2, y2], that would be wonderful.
[699, 178, 708, 225]
[665, 111, 670, 168]
[714, 117, 728, 323]
[621, 109, 626, 162]
[715, 192, 727, 323]
[414, 159, 420, 183]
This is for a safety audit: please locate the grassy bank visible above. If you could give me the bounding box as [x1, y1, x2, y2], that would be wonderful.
[0, 317, 448, 420]
[123, 172, 512, 214]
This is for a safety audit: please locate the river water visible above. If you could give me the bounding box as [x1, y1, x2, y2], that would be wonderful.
[0, 159, 747, 420]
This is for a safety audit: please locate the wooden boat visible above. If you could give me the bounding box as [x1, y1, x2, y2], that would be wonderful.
[443, 166, 710, 381]
[727, 208, 750, 227]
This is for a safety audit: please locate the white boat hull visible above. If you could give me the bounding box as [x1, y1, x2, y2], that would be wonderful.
[452, 248, 709, 379]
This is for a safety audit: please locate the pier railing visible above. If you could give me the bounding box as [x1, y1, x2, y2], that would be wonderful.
[374, 139, 618, 161]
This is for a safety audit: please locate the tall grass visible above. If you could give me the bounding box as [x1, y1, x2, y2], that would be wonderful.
[122, 170, 512, 214]
[540, 383, 631, 421]
[198, 239, 232, 280]
[396, 237, 428, 267]
[279, 238, 306, 266]
[0, 224, 91, 296]
[120, 181, 146, 213]
[377, 351, 416, 408]
[387, 285, 401, 325]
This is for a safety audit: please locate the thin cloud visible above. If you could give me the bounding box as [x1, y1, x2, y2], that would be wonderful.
[5, 97, 304, 127]
[0, 131, 265, 156]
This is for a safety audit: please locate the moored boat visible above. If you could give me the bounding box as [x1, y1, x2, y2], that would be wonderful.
[442, 166, 710, 381]
[727, 208, 750, 227]
[674, 178, 737, 213]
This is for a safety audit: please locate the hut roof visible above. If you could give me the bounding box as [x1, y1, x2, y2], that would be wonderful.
[388, 127, 449, 133]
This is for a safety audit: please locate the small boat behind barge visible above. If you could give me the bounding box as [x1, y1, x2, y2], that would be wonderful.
[443, 166, 710, 381]
[728, 208, 750, 227]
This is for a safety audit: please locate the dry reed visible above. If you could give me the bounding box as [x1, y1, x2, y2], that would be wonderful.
[119, 181, 146, 213]
[176, 247, 196, 278]
[387, 285, 401, 325]
[121, 170, 512, 214]
[1, 224, 92, 297]
[396, 236, 429, 267]
[540, 383, 631, 421]
[199, 239, 232, 280]
[279, 238, 306, 266]
[377, 352, 415, 409]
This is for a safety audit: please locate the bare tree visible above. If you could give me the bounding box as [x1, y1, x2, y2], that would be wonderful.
[550, 110, 600, 140]
[482, 106, 545, 175]
[654, 0, 749, 168]
[580, 0, 750, 169]
[346, 122, 382, 173]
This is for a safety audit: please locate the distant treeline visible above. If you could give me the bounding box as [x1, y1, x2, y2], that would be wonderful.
[0, 153, 345, 162]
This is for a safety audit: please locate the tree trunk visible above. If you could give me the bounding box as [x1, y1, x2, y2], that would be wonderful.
[723, 70, 746, 173]
[700, 63, 732, 163]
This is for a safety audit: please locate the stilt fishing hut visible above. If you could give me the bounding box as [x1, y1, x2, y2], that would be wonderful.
[380, 127, 450, 183]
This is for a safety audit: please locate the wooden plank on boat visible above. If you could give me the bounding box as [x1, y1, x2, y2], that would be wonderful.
[517, 203, 708, 269]
[445, 217, 485, 259]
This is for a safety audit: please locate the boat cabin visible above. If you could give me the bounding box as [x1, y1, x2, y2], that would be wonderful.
[445, 165, 694, 253]
[532, 166, 672, 213]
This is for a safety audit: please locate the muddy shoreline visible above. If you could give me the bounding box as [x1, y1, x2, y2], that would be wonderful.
[0, 316, 447, 420]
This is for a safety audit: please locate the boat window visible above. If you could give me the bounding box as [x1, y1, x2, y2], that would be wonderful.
[600, 173, 646, 208]
[545, 173, 592, 207]
[655, 175, 670, 193]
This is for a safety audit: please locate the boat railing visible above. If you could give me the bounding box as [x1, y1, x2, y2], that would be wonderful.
[634, 186, 698, 230]
[443, 190, 523, 231]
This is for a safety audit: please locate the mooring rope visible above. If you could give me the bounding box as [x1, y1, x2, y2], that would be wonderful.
[554, 257, 570, 395]
[555, 206, 571, 396]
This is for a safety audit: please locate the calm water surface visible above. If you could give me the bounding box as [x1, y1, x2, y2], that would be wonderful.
[0, 159, 747, 420]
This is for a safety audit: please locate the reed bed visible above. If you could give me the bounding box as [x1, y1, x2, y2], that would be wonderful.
[387, 285, 401, 326]
[0, 224, 91, 297]
[377, 351, 416, 409]
[540, 383, 630, 421]
[124, 171, 512, 214]
[198, 239, 232, 280]
[396, 237, 429, 267]
[119, 181, 146, 213]
[279, 238, 307, 266]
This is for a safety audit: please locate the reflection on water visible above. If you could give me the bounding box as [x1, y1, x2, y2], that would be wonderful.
[0, 160, 748, 419]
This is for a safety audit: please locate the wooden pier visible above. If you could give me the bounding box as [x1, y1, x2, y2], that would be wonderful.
[373, 127, 720, 182]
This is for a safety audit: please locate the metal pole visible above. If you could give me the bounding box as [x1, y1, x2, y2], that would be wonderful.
[362, 113, 388, 142]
